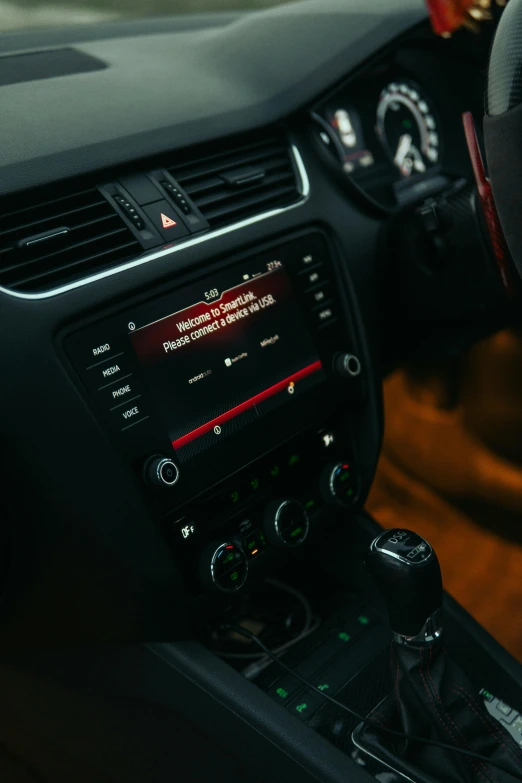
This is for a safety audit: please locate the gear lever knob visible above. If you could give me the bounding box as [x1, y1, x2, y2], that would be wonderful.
[366, 529, 443, 643]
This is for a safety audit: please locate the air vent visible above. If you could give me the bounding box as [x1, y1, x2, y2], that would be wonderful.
[0, 183, 141, 293]
[169, 133, 301, 229]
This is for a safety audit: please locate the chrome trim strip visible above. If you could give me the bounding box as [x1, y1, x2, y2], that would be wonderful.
[392, 607, 443, 646]
[0, 145, 310, 302]
[351, 723, 416, 783]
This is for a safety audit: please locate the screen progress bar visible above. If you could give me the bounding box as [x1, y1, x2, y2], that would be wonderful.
[172, 360, 323, 450]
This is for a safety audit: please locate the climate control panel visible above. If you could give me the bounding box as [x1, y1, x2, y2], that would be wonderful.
[167, 419, 360, 596]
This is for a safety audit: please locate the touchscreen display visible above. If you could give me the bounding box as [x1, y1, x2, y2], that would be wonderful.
[130, 260, 326, 462]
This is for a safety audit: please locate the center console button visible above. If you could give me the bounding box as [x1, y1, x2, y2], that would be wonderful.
[142, 200, 189, 242]
[267, 676, 301, 704]
[287, 691, 324, 722]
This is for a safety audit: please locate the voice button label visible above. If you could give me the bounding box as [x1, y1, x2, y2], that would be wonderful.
[110, 401, 150, 432]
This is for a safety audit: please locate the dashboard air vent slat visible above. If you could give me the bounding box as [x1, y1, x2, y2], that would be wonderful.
[169, 132, 300, 229]
[0, 184, 141, 293]
[204, 183, 298, 226]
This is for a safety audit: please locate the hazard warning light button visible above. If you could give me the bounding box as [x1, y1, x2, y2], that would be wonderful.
[143, 200, 189, 242]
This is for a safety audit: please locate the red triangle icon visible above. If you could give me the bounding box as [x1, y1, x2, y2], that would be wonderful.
[161, 212, 177, 229]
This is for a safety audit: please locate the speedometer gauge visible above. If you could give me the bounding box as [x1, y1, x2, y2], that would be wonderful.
[376, 82, 439, 178]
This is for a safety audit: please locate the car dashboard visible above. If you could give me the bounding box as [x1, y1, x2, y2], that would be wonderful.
[0, 5, 517, 782]
[0, 0, 500, 642]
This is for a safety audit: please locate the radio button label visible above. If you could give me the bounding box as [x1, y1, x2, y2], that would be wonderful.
[92, 343, 111, 357]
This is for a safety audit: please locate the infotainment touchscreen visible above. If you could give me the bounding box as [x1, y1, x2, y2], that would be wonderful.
[129, 260, 326, 462]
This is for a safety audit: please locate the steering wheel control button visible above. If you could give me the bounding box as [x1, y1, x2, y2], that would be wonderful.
[334, 352, 362, 379]
[200, 543, 248, 593]
[320, 462, 359, 506]
[144, 455, 180, 489]
[264, 500, 310, 548]
[142, 200, 190, 241]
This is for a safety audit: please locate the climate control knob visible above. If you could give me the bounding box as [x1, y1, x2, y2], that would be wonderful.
[143, 455, 179, 489]
[320, 461, 359, 506]
[199, 542, 248, 593]
[264, 500, 309, 548]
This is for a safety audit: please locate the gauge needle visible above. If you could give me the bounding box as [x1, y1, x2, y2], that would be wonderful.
[394, 133, 412, 168]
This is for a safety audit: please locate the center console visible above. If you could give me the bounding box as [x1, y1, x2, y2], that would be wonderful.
[63, 229, 365, 599]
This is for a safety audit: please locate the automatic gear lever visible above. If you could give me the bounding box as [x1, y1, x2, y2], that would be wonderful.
[366, 528, 443, 643]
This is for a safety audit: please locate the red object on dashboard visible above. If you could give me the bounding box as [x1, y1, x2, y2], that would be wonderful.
[171, 360, 323, 450]
[426, 0, 475, 35]
[462, 111, 518, 298]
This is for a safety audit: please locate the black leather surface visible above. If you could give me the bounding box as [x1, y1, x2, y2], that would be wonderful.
[358, 639, 522, 782]
[484, 106, 522, 276]
[487, 0, 522, 115]
[485, 0, 522, 272]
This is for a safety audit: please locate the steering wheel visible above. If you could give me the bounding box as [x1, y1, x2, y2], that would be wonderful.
[484, 0, 522, 280]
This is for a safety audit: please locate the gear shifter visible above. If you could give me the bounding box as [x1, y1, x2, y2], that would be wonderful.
[366, 528, 443, 643]
[356, 528, 522, 783]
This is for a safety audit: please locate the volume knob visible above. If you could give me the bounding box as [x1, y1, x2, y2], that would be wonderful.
[143, 455, 179, 489]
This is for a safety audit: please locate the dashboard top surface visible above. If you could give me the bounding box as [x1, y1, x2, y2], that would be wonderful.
[0, 0, 427, 195]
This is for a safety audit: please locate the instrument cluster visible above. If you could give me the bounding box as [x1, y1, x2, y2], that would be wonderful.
[316, 74, 448, 211]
